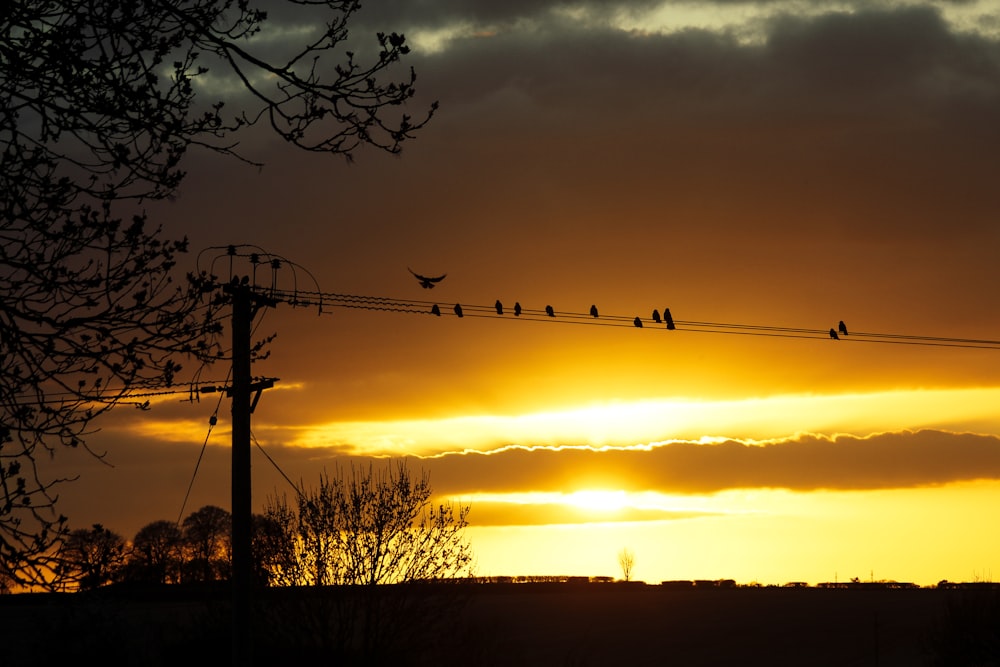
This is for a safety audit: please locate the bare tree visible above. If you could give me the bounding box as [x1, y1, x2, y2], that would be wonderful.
[0, 568, 12, 595]
[264, 461, 472, 586]
[251, 510, 299, 587]
[56, 523, 128, 591]
[618, 547, 635, 582]
[181, 504, 231, 582]
[260, 460, 473, 662]
[1, 0, 435, 587]
[127, 519, 184, 584]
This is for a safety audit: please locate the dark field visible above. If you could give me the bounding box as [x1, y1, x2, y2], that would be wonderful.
[2, 582, 996, 666]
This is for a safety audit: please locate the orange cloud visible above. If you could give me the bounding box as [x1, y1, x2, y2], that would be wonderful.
[419, 429, 1000, 496]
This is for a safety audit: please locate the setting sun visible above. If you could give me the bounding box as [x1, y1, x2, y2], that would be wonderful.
[563, 489, 629, 512]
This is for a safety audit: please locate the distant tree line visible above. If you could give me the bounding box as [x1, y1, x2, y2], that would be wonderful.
[3, 462, 475, 664]
[14, 461, 472, 594]
[52, 505, 231, 591]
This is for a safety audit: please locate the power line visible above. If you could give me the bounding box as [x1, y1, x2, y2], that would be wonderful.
[251, 429, 303, 500]
[267, 289, 1000, 351]
[196, 244, 1000, 350]
[177, 380, 227, 525]
[4, 379, 262, 408]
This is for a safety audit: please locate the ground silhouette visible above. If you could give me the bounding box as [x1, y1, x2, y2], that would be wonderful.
[5, 580, 996, 665]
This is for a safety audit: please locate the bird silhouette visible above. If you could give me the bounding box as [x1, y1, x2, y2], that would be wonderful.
[664, 308, 675, 330]
[590, 304, 599, 318]
[838, 320, 848, 336]
[545, 305, 555, 317]
[495, 300, 503, 315]
[633, 317, 643, 328]
[514, 302, 522, 316]
[454, 304, 464, 318]
[652, 309, 661, 324]
[829, 328, 839, 340]
[408, 267, 446, 289]
[431, 304, 441, 316]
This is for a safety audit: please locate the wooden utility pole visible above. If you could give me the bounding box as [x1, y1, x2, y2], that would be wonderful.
[229, 281, 253, 666]
[225, 279, 275, 667]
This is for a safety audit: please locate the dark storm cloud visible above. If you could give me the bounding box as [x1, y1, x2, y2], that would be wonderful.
[422, 430, 1000, 495]
[764, 7, 1000, 108]
[353, 1, 987, 33]
[354, 0, 666, 29]
[204, 4, 1000, 239]
[375, 3, 1000, 256]
[250, 2, 999, 115]
[413, 5, 1000, 125]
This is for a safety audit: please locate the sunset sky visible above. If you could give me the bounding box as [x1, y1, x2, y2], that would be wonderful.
[51, 0, 1000, 586]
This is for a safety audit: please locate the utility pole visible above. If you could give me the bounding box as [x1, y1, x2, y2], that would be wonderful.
[229, 280, 252, 666]
[225, 278, 275, 667]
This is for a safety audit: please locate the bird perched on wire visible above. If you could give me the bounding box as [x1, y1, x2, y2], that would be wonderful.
[514, 302, 522, 316]
[839, 320, 848, 336]
[454, 304, 464, 318]
[545, 305, 555, 317]
[495, 300, 503, 315]
[633, 317, 643, 328]
[431, 304, 441, 316]
[408, 267, 447, 289]
[652, 309, 661, 324]
[829, 328, 839, 340]
[664, 308, 675, 330]
[590, 304, 599, 318]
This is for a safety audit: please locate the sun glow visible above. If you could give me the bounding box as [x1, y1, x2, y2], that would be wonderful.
[269, 387, 1000, 456]
[466, 489, 791, 514]
[466, 481, 1000, 585]
[564, 489, 629, 512]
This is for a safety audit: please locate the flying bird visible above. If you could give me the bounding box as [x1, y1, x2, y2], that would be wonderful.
[545, 305, 555, 317]
[829, 328, 839, 340]
[652, 309, 661, 324]
[664, 308, 675, 330]
[408, 267, 447, 289]
[838, 320, 848, 336]
[495, 300, 503, 315]
[590, 304, 599, 318]
[633, 317, 643, 328]
[514, 302, 522, 316]
[454, 304, 464, 318]
[431, 304, 441, 316]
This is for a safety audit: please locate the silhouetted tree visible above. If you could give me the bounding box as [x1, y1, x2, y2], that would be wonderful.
[251, 506, 301, 587]
[0, 567, 13, 595]
[264, 461, 472, 586]
[1, 0, 434, 588]
[56, 523, 128, 591]
[618, 547, 636, 582]
[181, 504, 231, 582]
[260, 460, 473, 663]
[127, 519, 184, 584]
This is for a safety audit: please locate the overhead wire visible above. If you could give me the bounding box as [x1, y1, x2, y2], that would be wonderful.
[251, 429, 304, 500]
[266, 289, 1000, 351]
[176, 374, 228, 525]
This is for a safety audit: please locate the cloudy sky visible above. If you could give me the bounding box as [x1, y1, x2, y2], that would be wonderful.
[55, 0, 1000, 585]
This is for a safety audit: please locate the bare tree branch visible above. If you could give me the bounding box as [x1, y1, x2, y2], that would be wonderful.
[1, 0, 435, 588]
